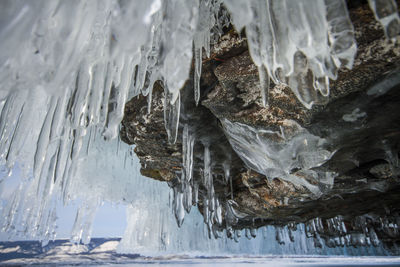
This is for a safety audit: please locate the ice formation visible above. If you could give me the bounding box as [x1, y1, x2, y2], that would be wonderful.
[369, 0, 400, 41]
[0, 0, 399, 253]
[221, 118, 336, 196]
[224, 0, 357, 108]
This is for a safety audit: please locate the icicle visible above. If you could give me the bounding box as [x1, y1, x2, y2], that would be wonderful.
[223, 161, 230, 184]
[288, 228, 295, 242]
[182, 124, 195, 182]
[368, 0, 400, 41]
[209, 187, 215, 213]
[212, 225, 222, 239]
[314, 218, 324, 234]
[70, 201, 98, 245]
[314, 76, 330, 97]
[225, 199, 247, 227]
[287, 222, 297, 242]
[262, 226, 268, 239]
[234, 229, 241, 242]
[369, 227, 380, 246]
[147, 84, 154, 114]
[183, 181, 192, 213]
[98, 62, 114, 128]
[203, 145, 212, 190]
[325, 0, 357, 70]
[275, 226, 285, 245]
[288, 51, 315, 109]
[340, 220, 347, 234]
[250, 228, 257, 238]
[135, 45, 150, 93]
[103, 56, 134, 140]
[86, 63, 106, 126]
[194, 45, 202, 106]
[215, 199, 223, 226]
[258, 65, 270, 107]
[225, 201, 238, 226]
[222, 160, 234, 199]
[193, 182, 199, 206]
[192, 0, 223, 105]
[313, 233, 323, 248]
[245, 228, 252, 240]
[163, 89, 181, 144]
[203, 197, 210, 224]
[173, 188, 185, 228]
[69, 62, 93, 130]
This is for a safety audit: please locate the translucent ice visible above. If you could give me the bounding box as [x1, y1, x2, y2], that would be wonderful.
[369, 0, 400, 40]
[163, 90, 181, 144]
[221, 118, 336, 196]
[224, 0, 358, 108]
[182, 124, 195, 182]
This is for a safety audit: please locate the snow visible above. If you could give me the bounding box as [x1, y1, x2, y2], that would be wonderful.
[0, 239, 398, 265]
[0, 245, 20, 254]
[91, 241, 119, 253]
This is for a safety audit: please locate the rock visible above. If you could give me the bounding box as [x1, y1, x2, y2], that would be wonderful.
[120, 2, 400, 249]
[120, 82, 180, 182]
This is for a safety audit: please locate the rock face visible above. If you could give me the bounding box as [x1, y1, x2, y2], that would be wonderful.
[121, 3, 400, 248]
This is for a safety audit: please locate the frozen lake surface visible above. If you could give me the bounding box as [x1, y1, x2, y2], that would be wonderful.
[0, 239, 399, 266]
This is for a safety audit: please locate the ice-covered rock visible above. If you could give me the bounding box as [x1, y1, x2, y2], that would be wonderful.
[121, 0, 400, 251]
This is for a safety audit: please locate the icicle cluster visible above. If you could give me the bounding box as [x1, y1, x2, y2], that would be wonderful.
[223, 213, 399, 251]
[170, 118, 336, 240]
[0, 0, 218, 242]
[193, 0, 230, 106]
[0, 0, 220, 188]
[300, 214, 398, 249]
[171, 124, 231, 239]
[224, 0, 357, 108]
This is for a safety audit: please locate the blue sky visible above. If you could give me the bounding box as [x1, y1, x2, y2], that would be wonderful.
[0, 201, 126, 241]
[0, 162, 127, 241]
[56, 201, 127, 239]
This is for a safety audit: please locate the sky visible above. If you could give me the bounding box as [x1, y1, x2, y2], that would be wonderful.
[56, 201, 127, 239]
[0, 163, 127, 241]
[0, 200, 127, 241]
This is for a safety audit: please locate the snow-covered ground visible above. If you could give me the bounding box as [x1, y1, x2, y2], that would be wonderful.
[0, 239, 400, 266]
